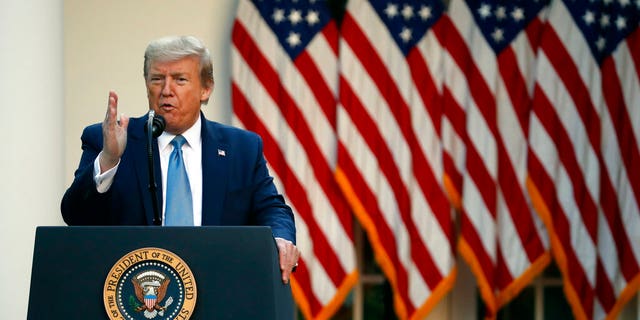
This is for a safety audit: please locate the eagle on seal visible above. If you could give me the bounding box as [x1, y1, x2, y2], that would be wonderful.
[132, 275, 170, 312]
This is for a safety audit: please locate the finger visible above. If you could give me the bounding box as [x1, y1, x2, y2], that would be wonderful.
[278, 248, 289, 269]
[105, 91, 119, 124]
[278, 248, 292, 284]
[281, 267, 291, 284]
[108, 91, 118, 107]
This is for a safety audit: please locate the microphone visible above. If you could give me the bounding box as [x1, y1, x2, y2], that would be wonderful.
[146, 110, 165, 225]
[144, 111, 166, 138]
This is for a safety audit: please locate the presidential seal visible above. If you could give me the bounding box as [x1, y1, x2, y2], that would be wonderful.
[104, 247, 197, 320]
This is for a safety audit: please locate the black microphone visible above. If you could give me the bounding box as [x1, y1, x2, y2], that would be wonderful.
[144, 112, 166, 137]
[146, 111, 165, 225]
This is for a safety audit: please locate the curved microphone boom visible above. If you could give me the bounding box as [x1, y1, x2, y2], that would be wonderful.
[146, 111, 166, 225]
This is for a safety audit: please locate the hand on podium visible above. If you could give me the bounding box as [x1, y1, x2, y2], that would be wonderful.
[276, 238, 300, 284]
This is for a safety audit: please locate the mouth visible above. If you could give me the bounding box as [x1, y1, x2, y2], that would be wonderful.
[159, 102, 175, 111]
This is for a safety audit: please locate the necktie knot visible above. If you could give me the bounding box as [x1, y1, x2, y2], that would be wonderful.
[171, 135, 187, 150]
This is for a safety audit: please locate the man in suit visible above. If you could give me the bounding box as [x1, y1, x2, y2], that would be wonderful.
[61, 35, 300, 284]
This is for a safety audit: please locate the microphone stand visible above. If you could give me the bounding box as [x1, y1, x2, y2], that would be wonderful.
[147, 110, 162, 226]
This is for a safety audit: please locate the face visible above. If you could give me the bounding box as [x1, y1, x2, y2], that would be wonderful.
[146, 56, 212, 134]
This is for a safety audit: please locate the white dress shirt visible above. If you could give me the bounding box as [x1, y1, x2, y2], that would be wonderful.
[93, 116, 203, 225]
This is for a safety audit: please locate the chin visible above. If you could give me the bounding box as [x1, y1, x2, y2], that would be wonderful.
[165, 126, 179, 135]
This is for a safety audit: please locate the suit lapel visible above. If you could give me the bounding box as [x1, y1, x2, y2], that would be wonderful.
[201, 117, 229, 226]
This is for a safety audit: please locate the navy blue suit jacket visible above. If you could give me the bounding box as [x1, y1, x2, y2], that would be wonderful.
[61, 113, 295, 243]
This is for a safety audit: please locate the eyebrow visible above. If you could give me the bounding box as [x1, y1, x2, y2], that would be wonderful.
[172, 72, 189, 78]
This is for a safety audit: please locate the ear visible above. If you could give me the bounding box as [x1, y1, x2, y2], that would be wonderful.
[200, 85, 213, 102]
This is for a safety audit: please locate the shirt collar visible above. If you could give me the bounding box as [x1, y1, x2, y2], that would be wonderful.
[158, 116, 202, 152]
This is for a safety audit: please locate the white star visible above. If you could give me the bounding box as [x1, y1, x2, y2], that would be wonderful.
[492, 28, 504, 42]
[306, 10, 320, 26]
[286, 32, 302, 47]
[419, 5, 432, 21]
[478, 4, 492, 19]
[272, 8, 285, 24]
[595, 36, 606, 51]
[619, 0, 631, 6]
[385, 3, 399, 18]
[289, 9, 303, 25]
[615, 16, 627, 30]
[511, 7, 525, 22]
[402, 4, 414, 20]
[603, 0, 614, 4]
[600, 14, 610, 28]
[583, 10, 596, 25]
[495, 6, 507, 20]
[399, 27, 412, 43]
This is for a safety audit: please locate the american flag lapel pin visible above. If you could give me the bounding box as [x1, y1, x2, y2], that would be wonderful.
[217, 149, 226, 157]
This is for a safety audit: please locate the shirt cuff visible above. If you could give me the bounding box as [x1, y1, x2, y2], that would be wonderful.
[93, 152, 119, 193]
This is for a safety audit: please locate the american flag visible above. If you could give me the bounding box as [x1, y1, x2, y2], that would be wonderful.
[441, 0, 552, 317]
[231, 0, 358, 318]
[336, 0, 456, 318]
[527, 0, 640, 319]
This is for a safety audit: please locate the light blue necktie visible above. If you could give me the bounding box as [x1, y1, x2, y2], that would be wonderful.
[164, 135, 194, 226]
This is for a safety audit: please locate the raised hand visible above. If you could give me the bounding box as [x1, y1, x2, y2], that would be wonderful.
[99, 91, 129, 172]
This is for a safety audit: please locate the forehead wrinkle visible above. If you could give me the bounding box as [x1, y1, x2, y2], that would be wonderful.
[150, 61, 197, 76]
[148, 69, 190, 79]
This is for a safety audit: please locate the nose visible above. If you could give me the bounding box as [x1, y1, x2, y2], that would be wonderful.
[161, 79, 173, 96]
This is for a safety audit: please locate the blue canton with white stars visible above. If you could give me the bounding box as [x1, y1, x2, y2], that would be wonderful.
[467, 0, 550, 55]
[370, 0, 445, 56]
[252, 0, 333, 60]
[564, 0, 640, 65]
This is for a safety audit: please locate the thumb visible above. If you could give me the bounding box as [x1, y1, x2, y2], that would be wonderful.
[118, 113, 130, 128]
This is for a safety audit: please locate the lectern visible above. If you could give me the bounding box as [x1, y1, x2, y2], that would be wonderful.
[27, 226, 294, 319]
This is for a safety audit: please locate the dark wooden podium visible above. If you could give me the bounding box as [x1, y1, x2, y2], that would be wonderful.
[27, 226, 294, 319]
